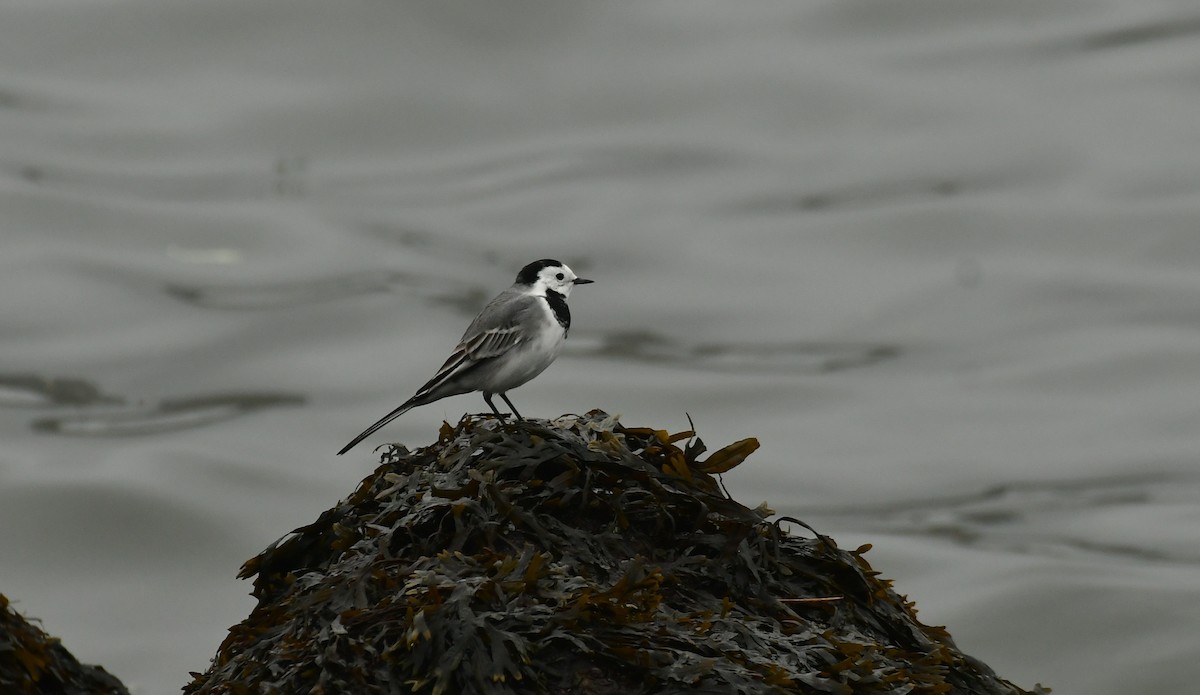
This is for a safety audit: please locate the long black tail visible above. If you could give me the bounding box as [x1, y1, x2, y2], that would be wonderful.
[337, 399, 417, 455]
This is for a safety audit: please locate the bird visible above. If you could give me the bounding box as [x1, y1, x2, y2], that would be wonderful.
[337, 259, 593, 455]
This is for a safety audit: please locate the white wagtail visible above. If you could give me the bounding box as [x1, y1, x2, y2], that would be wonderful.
[337, 259, 593, 455]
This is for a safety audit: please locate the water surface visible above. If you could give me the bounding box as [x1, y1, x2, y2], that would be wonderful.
[3, 2, 1199, 693]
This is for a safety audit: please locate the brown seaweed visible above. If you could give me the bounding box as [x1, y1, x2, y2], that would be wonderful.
[0, 594, 129, 695]
[186, 410, 1047, 695]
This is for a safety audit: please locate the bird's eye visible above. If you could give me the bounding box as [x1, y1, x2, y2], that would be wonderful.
[556, 273, 565, 281]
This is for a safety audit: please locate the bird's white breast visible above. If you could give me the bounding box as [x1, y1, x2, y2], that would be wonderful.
[478, 296, 565, 392]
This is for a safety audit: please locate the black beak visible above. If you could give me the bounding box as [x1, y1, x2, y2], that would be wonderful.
[573, 278, 594, 285]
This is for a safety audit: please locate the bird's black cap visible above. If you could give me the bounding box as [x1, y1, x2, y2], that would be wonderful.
[515, 259, 564, 286]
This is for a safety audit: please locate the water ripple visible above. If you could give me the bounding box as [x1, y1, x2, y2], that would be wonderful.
[804, 473, 1200, 565]
[0, 374, 122, 408]
[734, 174, 998, 215]
[166, 270, 410, 310]
[31, 393, 304, 437]
[1079, 16, 1200, 50]
[571, 331, 899, 373]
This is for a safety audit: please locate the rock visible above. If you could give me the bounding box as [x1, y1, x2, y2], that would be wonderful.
[186, 411, 1047, 695]
[0, 594, 129, 695]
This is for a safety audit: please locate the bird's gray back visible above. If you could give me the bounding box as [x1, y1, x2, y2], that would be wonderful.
[460, 287, 540, 341]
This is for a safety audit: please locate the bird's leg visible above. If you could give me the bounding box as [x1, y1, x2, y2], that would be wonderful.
[499, 393, 524, 421]
[483, 392, 506, 419]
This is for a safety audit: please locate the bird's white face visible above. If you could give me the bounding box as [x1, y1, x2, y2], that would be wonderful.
[534, 263, 591, 297]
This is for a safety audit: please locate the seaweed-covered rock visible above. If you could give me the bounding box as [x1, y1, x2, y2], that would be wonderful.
[186, 411, 1046, 695]
[0, 594, 129, 695]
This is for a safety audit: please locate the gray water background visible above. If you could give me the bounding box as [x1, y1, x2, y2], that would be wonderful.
[3, 2, 1199, 693]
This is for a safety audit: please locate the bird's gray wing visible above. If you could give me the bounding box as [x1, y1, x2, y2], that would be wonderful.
[413, 291, 538, 395]
[338, 290, 540, 454]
